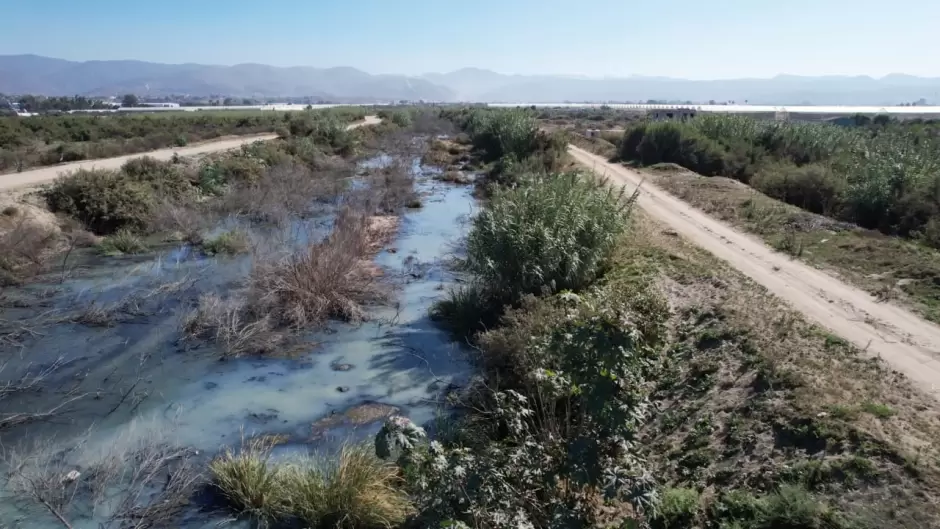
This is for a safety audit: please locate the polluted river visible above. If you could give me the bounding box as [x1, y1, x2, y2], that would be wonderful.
[0, 126, 477, 528]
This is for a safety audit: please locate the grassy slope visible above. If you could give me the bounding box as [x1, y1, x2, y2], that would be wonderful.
[610, 211, 940, 528]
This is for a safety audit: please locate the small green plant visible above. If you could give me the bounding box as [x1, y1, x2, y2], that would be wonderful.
[97, 229, 148, 255]
[201, 230, 250, 256]
[655, 488, 701, 528]
[860, 401, 896, 419]
[429, 283, 495, 339]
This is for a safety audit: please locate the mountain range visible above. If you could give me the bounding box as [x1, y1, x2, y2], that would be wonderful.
[2, 55, 940, 105]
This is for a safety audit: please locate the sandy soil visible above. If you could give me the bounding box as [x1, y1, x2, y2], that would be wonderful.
[570, 144, 940, 397]
[0, 116, 381, 192]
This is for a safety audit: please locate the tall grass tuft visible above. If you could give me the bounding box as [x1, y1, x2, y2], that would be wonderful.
[281, 443, 414, 529]
[209, 436, 289, 524]
[97, 229, 148, 255]
[210, 441, 413, 528]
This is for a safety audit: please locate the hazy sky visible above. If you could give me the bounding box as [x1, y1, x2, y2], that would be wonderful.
[2, 0, 938, 79]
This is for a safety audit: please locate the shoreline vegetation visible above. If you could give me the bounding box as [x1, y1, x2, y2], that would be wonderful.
[1, 106, 939, 528]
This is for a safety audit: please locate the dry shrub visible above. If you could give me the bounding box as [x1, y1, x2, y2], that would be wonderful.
[249, 208, 388, 328]
[217, 162, 348, 225]
[148, 199, 211, 244]
[366, 160, 418, 214]
[183, 293, 282, 357]
[0, 215, 60, 284]
[2, 420, 202, 529]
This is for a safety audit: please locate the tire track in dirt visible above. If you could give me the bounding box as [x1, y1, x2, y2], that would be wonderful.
[570, 144, 940, 397]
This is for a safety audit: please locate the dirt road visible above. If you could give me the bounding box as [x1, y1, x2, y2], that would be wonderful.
[0, 116, 381, 191]
[570, 144, 940, 396]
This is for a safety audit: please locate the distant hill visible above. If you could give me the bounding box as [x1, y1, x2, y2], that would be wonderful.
[3, 55, 940, 105]
[422, 69, 940, 105]
[0, 55, 454, 102]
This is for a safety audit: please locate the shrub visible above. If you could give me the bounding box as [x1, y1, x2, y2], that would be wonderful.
[464, 109, 541, 162]
[45, 158, 194, 234]
[97, 229, 148, 256]
[119, 156, 194, 199]
[44, 168, 155, 234]
[381, 290, 664, 528]
[633, 122, 727, 176]
[465, 171, 633, 302]
[752, 162, 845, 215]
[620, 123, 648, 161]
[0, 216, 59, 283]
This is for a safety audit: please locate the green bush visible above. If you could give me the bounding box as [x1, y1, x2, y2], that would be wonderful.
[630, 122, 727, 176]
[463, 109, 541, 162]
[752, 162, 846, 215]
[45, 157, 194, 234]
[382, 289, 664, 528]
[45, 168, 156, 234]
[465, 171, 633, 302]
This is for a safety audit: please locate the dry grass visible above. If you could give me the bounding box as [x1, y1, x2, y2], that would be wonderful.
[210, 439, 413, 529]
[218, 162, 349, 225]
[434, 170, 474, 185]
[248, 208, 392, 328]
[609, 211, 940, 528]
[2, 419, 203, 529]
[361, 160, 419, 214]
[182, 293, 282, 357]
[148, 199, 209, 244]
[0, 214, 60, 284]
[421, 138, 470, 169]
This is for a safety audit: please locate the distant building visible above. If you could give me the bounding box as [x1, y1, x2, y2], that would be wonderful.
[138, 102, 180, 108]
[648, 107, 697, 121]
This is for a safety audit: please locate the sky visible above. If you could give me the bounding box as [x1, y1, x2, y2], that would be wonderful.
[1, 0, 938, 79]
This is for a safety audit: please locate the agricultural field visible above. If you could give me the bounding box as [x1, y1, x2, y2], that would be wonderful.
[0, 106, 369, 173]
[1, 106, 939, 529]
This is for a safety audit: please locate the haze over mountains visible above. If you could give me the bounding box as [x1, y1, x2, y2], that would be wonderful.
[2, 55, 939, 105]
